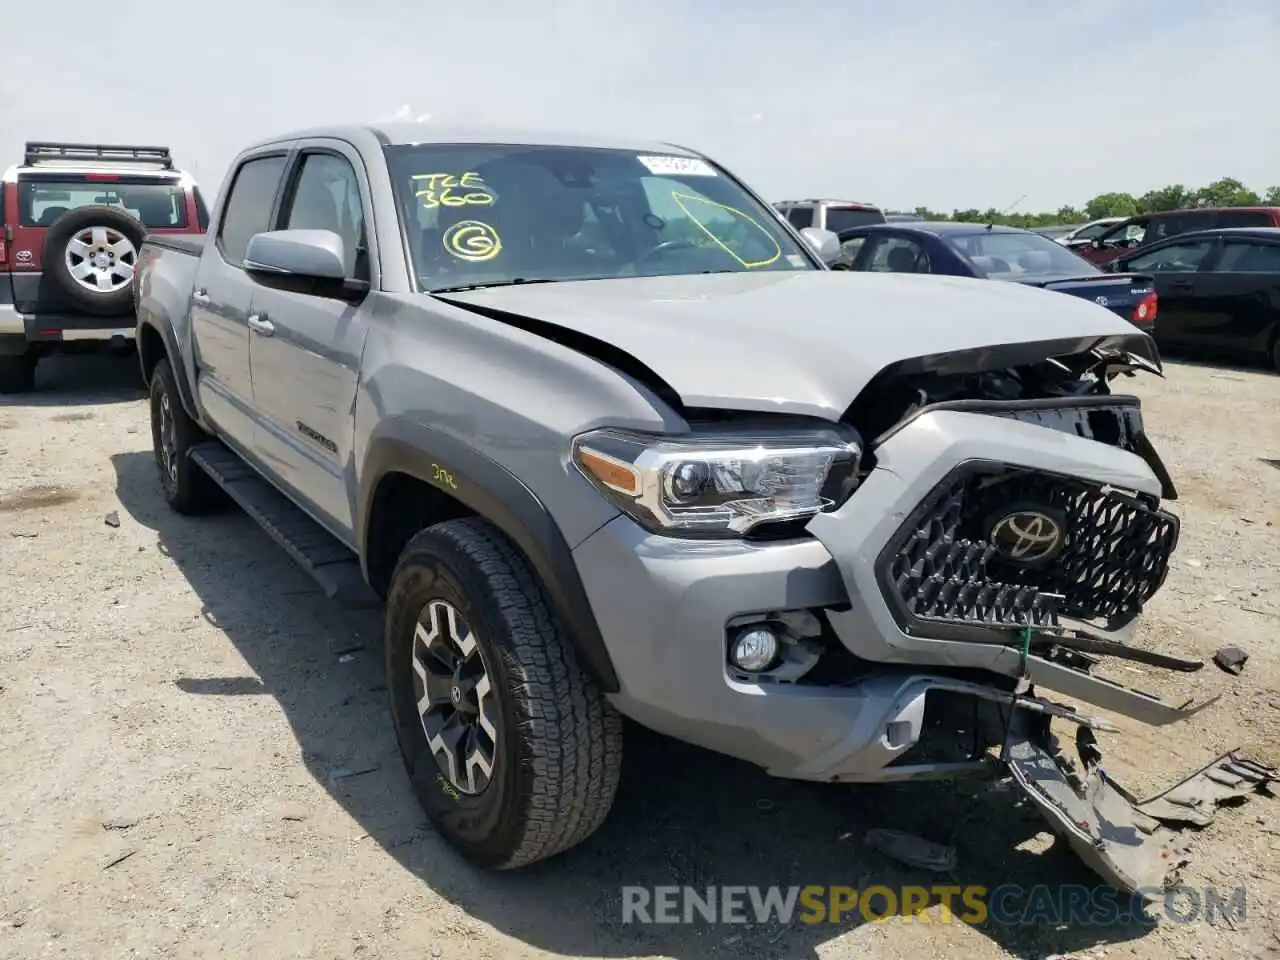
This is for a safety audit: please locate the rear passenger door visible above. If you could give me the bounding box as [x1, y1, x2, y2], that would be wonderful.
[1181, 238, 1280, 356]
[191, 152, 289, 450]
[246, 142, 376, 540]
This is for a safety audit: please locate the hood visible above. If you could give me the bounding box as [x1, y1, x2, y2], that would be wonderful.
[436, 271, 1156, 421]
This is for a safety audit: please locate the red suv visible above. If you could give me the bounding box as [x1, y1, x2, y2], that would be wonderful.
[1, 141, 210, 393]
[1066, 206, 1280, 267]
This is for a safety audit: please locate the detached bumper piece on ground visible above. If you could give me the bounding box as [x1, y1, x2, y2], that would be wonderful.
[1005, 706, 1276, 898]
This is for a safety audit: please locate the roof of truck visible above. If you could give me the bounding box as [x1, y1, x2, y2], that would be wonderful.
[243, 122, 705, 157]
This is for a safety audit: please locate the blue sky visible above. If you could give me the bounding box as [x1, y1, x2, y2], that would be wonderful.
[2, 0, 1276, 215]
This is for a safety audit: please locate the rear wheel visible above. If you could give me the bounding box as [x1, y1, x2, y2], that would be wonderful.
[0, 352, 37, 394]
[1271, 334, 1280, 375]
[385, 517, 623, 869]
[149, 357, 220, 514]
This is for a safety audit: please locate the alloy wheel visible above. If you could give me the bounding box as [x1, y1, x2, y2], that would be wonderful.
[411, 599, 499, 795]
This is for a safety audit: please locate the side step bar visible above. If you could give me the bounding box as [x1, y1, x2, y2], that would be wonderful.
[189, 442, 381, 609]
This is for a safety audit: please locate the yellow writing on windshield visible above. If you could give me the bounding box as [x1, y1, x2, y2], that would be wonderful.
[443, 220, 502, 262]
[412, 172, 495, 210]
[670, 192, 780, 268]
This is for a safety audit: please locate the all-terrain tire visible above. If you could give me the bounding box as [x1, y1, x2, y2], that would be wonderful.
[0, 353, 37, 394]
[386, 516, 623, 869]
[43, 205, 146, 317]
[148, 357, 221, 514]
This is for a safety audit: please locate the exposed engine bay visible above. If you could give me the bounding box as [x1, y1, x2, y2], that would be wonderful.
[845, 340, 1164, 443]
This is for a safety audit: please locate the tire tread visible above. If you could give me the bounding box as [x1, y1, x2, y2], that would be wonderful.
[393, 516, 622, 868]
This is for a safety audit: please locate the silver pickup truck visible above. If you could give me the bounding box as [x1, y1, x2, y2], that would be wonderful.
[133, 123, 1270, 894]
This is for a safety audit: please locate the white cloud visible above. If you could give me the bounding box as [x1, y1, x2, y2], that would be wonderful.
[2, 0, 1276, 213]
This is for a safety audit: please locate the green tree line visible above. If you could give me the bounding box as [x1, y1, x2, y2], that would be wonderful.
[909, 177, 1280, 229]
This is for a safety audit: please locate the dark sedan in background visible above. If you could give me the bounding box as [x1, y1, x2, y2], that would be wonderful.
[1106, 227, 1280, 372]
[830, 222, 1159, 333]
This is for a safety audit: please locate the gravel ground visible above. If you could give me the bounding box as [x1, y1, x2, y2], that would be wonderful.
[1, 352, 1278, 960]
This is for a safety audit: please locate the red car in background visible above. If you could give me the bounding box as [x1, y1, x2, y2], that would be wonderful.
[1066, 206, 1280, 267]
[1, 141, 210, 393]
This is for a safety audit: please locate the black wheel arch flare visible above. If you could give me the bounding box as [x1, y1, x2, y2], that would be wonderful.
[358, 426, 621, 693]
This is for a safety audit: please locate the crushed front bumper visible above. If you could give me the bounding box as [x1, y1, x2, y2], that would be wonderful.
[572, 399, 1273, 896]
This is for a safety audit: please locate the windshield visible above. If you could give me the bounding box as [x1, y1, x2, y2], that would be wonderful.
[383, 143, 816, 291]
[946, 230, 1099, 280]
[824, 206, 885, 232]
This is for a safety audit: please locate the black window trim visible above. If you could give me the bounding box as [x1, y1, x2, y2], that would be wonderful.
[276, 139, 379, 287]
[1209, 237, 1280, 273]
[1120, 235, 1222, 273]
[214, 148, 292, 269]
[193, 186, 210, 231]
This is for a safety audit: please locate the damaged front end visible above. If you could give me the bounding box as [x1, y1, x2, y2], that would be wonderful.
[801, 336, 1276, 898]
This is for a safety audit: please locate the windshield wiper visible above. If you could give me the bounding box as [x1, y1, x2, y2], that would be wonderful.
[428, 278, 558, 294]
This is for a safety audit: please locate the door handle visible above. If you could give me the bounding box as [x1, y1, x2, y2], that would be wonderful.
[1169, 279, 1194, 290]
[247, 313, 274, 336]
[192, 288, 211, 304]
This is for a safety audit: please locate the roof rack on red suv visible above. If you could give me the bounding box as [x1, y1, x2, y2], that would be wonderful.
[1, 139, 210, 394]
[23, 141, 176, 170]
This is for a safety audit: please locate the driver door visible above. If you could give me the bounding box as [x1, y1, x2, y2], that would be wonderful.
[246, 144, 375, 539]
[1117, 236, 1219, 348]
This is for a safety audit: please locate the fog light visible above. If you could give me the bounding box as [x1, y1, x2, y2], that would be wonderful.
[730, 625, 780, 672]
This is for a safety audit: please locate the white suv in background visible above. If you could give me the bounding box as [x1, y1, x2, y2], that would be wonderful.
[773, 198, 887, 233]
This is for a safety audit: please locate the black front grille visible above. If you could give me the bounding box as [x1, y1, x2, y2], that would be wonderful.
[878, 464, 1179, 638]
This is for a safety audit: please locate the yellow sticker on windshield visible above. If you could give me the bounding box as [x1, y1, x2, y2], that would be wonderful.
[670, 192, 781, 269]
[412, 172, 495, 210]
[443, 220, 502, 262]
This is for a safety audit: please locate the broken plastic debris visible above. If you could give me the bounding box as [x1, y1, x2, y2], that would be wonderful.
[1212, 646, 1249, 676]
[1134, 751, 1276, 827]
[863, 828, 957, 873]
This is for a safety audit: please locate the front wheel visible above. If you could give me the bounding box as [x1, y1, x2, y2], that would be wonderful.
[385, 517, 623, 869]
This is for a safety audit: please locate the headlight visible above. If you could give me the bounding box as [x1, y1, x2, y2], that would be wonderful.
[570, 424, 861, 538]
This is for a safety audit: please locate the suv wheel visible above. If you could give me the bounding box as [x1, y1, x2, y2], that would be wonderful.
[148, 358, 220, 514]
[386, 517, 623, 869]
[43, 205, 146, 317]
[0, 353, 37, 394]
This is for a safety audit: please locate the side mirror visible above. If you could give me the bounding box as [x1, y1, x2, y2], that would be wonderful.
[799, 227, 841, 264]
[244, 229, 368, 300]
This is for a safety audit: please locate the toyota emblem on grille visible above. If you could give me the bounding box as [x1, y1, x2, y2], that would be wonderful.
[987, 506, 1066, 565]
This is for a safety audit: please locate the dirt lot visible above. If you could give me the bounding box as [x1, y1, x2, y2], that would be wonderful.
[2, 354, 1278, 960]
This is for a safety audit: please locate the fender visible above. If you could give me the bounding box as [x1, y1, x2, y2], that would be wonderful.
[137, 315, 202, 424]
[358, 424, 620, 693]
